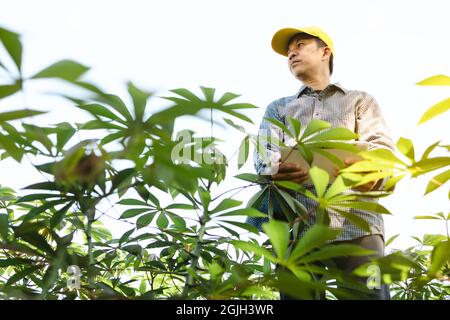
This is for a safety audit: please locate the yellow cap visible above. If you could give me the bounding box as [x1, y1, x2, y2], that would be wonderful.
[271, 26, 334, 57]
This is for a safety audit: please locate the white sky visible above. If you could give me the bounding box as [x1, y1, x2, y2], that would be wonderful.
[1, 0, 449, 251]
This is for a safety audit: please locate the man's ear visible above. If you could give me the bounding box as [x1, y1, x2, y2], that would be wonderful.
[321, 47, 332, 61]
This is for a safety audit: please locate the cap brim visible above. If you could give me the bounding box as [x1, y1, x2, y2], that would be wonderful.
[271, 28, 306, 56]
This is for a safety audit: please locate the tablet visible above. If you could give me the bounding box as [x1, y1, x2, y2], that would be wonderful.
[279, 141, 369, 183]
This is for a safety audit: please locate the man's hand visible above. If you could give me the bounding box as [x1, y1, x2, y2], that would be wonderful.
[334, 157, 378, 192]
[272, 162, 309, 184]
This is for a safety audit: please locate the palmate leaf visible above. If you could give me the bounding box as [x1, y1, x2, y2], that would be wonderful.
[31, 59, 89, 81]
[416, 74, 450, 86]
[297, 244, 375, 264]
[0, 83, 22, 99]
[0, 213, 8, 241]
[418, 97, 450, 125]
[127, 81, 152, 122]
[76, 103, 126, 124]
[237, 136, 249, 169]
[425, 169, 450, 194]
[410, 157, 450, 177]
[231, 240, 277, 263]
[428, 240, 450, 276]
[301, 119, 331, 139]
[288, 225, 339, 263]
[0, 109, 46, 123]
[397, 137, 415, 162]
[332, 201, 391, 214]
[0, 132, 23, 161]
[308, 166, 329, 198]
[304, 127, 358, 142]
[266, 117, 294, 139]
[261, 220, 289, 261]
[0, 27, 22, 73]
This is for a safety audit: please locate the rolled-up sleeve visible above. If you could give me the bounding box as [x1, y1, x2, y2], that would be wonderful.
[254, 100, 284, 175]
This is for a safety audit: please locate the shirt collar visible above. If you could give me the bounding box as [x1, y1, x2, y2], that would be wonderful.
[295, 82, 348, 98]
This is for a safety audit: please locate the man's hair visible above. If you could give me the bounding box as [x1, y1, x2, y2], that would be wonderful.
[314, 38, 334, 75]
[288, 34, 334, 75]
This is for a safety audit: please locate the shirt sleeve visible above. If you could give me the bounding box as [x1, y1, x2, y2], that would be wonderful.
[356, 93, 395, 152]
[355, 93, 396, 190]
[254, 100, 284, 175]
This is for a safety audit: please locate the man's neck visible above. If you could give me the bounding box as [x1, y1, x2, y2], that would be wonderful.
[299, 73, 330, 91]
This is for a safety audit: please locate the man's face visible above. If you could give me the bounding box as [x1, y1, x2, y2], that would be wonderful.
[287, 33, 328, 79]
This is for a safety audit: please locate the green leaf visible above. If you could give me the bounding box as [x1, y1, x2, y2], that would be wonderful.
[77, 103, 124, 123]
[418, 97, 450, 125]
[288, 225, 338, 263]
[0, 213, 9, 241]
[200, 86, 215, 102]
[119, 208, 149, 219]
[23, 199, 69, 221]
[6, 266, 41, 286]
[223, 118, 246, 133]
[100, 94, 133, 122]
[117, 198, 149, 206]
[215, 207, 267, 218]
[262, 220, 289, 260]
[156, 212, 169, 229]
[297, 244, 375, 263]
[0, 109, 45, 123]
[91, 221, 112, 241]
[216, 91, 240, 105]
[31, 59, 89, 81]
[127, 81, 151, 121]
[50, 201, 74, 229]
[306, 127, 358, 142]
[385, 234, 399, 247]
[80, 119, 125, 130]
[416, 74, 450, 86]
[233, 173, 261, 183]
[220, 220, 260, 234]
[0, 27, 22, 73]
[0, 133, 23, 161]
[429, 240, 450, 276]
[266, 118, 294, 138]
[333, 209, 371, 233]
[425, 169, 450, 195]
[246, 185, 269, 209]
[309, 166, 329, 198]
[324, 175, 351, 199]
[198, 187, 211, 209]
[136, 212, 156, 229]
[55, 122, 76, 151]
[110, 168, 135, 193]
[232, 240, 277, 263]
[0, 83, 21, 99]
[359, 148, 407, 166]
[237, 136, 249, 170]
[396, 137, 415, 162]
[301, 119, 331, 139]
[334, 201, 391, 214]
[169, 88, 201, 102]
[119, 228, 135, 245]
[287, 117, 302, 139]
[413, 215, 441, 220]
[210, 199, 242, 214]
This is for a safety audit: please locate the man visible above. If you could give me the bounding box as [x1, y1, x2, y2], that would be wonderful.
[246, 26, 395, 300]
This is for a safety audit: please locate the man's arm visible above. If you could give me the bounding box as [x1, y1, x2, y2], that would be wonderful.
[356, 93, 395, 152]
[354, 93, 396, 191]
[254, 100, 284, 175]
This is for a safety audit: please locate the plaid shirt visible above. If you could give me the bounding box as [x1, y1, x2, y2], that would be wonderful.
[246, 82, 395, 242]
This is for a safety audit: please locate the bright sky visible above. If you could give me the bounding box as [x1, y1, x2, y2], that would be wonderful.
[1, 0, 449, 251]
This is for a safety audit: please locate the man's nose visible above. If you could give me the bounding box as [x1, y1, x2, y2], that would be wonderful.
[287, 51, 296, 60]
